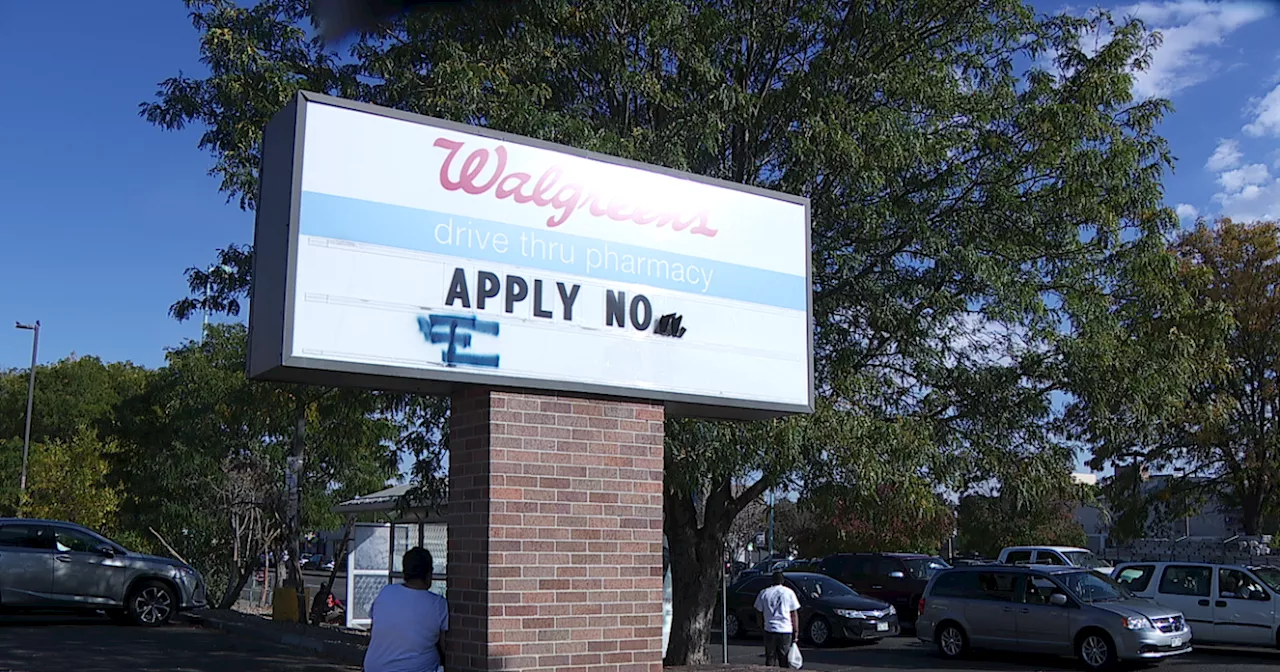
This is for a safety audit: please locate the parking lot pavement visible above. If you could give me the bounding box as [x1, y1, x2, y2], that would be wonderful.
[0, 614, 357, 672]
[712, 635, 1280, 672]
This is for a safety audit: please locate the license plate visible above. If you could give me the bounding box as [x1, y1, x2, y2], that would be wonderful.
[877, 622, 890, 632]
[1170, 637, 1182, 648]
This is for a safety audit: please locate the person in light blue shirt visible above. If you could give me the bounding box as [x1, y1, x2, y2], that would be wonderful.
[364, 547, 448, 672]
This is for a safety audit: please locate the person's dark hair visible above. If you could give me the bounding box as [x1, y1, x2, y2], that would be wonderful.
[772, 571, 785, 585]
[403, 547, 433, 582]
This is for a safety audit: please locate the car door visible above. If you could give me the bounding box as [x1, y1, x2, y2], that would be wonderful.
[0, 523, 55, 605]
[735, 577, 772, 632]
[871, 557, 912, 613]
[1212, 567, 1277, 646]
[50, 526, 130, 607]
[1012, 574, 1073, 654]
[963, 571, 1020, 649]
[845, 556, 878, 598]
[1153, 565, 1214, 634]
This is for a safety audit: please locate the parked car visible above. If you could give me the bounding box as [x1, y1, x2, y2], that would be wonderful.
[998, 546, 1113, 573]
[723, 572, 899, 646]
[917, 565, 1191, 670]
[0, 518, 207, 626]
[1111, 561, 1280, 648]
[738, 557, 793, 582]
[301, 554, 325, 571]
[818, 552, 950, 622]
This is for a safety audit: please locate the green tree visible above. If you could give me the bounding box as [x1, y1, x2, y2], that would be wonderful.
[0, 356, 150, 512]
[1084, 218, 1280, 537]
[955, 460, 1090, 558]
[112, 323, 420, 606]
[18, 426, 123, 532]
[144, 1, 1184, 662]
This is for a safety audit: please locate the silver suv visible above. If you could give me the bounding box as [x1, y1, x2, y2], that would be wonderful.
[917, 565, 1191, 669]
[0, 518, 207, 626]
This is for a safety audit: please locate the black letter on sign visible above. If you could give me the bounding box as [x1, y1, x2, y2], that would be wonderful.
[630, 294, 652, 331]
[445, 268, 470, 308]
[532, 280, 553, 319]
[606, 290, 626, 328]
[477, 271, 500, 309]
[505, 275, 528, 313]
[557, 282, 581, 322]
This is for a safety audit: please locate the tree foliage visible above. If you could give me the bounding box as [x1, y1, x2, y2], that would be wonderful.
[142, 0, 1186, 663]
[955, 461, 1090, 558]
[1084, 218, 1280, 537]
[18, 427, 123, 532]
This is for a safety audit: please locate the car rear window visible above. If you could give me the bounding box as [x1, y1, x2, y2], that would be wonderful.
[1158, 565, 1211, 597]
[1114, 565, 1155, 592]
[1004, 550, 1033, 565]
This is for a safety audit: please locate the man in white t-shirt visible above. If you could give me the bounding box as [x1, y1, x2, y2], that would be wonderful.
[364, 547, 449, 672]
[754, 571, 801, 667]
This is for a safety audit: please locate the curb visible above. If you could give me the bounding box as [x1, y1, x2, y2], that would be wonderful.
[183, 612, 366, 667]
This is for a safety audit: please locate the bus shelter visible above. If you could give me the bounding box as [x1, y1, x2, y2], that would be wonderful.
[331, 484, 447, 629]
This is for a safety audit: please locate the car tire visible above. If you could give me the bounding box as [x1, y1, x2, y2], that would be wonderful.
[725, 611, 744, 639]
[1076, 630, 1117, 671]
[807, 616, 832, 647]
[935, 622, 968, 659]
[127, 580, 177, 627]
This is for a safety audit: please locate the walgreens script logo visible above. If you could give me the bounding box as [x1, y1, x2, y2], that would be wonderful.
[432, 137, 718, 238]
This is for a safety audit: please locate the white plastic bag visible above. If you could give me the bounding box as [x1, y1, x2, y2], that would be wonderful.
[787, 642, 803, 669]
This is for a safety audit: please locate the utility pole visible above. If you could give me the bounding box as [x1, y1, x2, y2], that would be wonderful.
[767, 488, 775, 557]
[286, 396, 307, 621]
[15, 321, 39, 517]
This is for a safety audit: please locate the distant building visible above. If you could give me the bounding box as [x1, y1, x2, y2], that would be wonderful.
[1073, 468, 1241, 551]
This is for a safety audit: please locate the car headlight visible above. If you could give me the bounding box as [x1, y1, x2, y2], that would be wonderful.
[835, 609, 867, 619]
[1122, 616, 1151, 630]
[888, 605, 897, 615]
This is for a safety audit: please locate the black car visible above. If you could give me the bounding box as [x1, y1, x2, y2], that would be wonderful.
[723, 572, 899, 646]
[817, 552, 949, 623]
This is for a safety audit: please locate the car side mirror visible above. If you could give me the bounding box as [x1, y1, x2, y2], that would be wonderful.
[1049, 593, 1068, 607]
[97, 545, 116, 557]
[888, 571, 905, 579]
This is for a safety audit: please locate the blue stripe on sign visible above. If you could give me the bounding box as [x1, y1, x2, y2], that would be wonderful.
[298, 191, 808, 311]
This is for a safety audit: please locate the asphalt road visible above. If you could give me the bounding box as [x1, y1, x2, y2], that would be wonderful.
[0, 614, 357, 672]
[711, 634, 1280, 672]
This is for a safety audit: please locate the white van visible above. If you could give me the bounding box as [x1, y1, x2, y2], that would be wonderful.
[998, 546, 1113, 572]
[1112, 561, 1280, 648]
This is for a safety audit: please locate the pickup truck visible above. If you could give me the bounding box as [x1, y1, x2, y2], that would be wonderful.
[997, 545, 1113, 572]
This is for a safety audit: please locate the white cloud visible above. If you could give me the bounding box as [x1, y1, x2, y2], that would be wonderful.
[1205, 138, 1243, 171]
[1218, 163, 1270, 192]
[1175, 203, 1199, 220]
[1121, 1, 1271, 98]
[1243, 82, 1280, 137]
[1214, 179, 1280, 220]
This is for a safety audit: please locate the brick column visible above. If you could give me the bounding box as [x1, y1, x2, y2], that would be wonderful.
[447, 388, 665, 672]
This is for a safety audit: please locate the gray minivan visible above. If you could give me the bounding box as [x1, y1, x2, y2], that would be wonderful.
[917, 565, 1191, 669]
[0, 519, 207, 626]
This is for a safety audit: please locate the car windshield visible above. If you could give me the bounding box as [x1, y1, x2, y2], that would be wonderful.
[903, 557, 950, 579]
[1056, 570, 1131, 603]
[1063, 551, 1107, 569]
[789, 575, 857, 599]
[1251, 567, 1280, 592]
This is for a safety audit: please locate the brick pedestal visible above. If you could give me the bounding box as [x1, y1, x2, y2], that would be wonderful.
[447, 388, 665, 672]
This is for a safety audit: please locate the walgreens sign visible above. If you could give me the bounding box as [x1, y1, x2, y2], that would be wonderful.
[248, 92, 813, 419]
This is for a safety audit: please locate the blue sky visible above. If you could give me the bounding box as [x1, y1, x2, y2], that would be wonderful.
[1, 2, 1278, 422]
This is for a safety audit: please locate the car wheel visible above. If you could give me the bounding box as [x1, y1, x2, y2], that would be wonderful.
[725, 611, 744, 639]
[1077, 631, 1117, 671]
[807, 616, 832, 646]
[935, 622, 968, 659]
[127, 580, 177, 627]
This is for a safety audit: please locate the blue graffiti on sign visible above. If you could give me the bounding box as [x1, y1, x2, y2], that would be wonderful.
[417, 314, 501, 368]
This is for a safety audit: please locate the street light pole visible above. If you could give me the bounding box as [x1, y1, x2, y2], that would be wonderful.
[15, 321, 40, 516]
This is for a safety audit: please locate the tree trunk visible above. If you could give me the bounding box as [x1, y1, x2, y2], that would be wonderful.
[217, 559, 257, 609]
[662, 475, 767, 666]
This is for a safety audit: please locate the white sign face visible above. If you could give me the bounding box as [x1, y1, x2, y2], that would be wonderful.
[249, 93, 812, 417]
